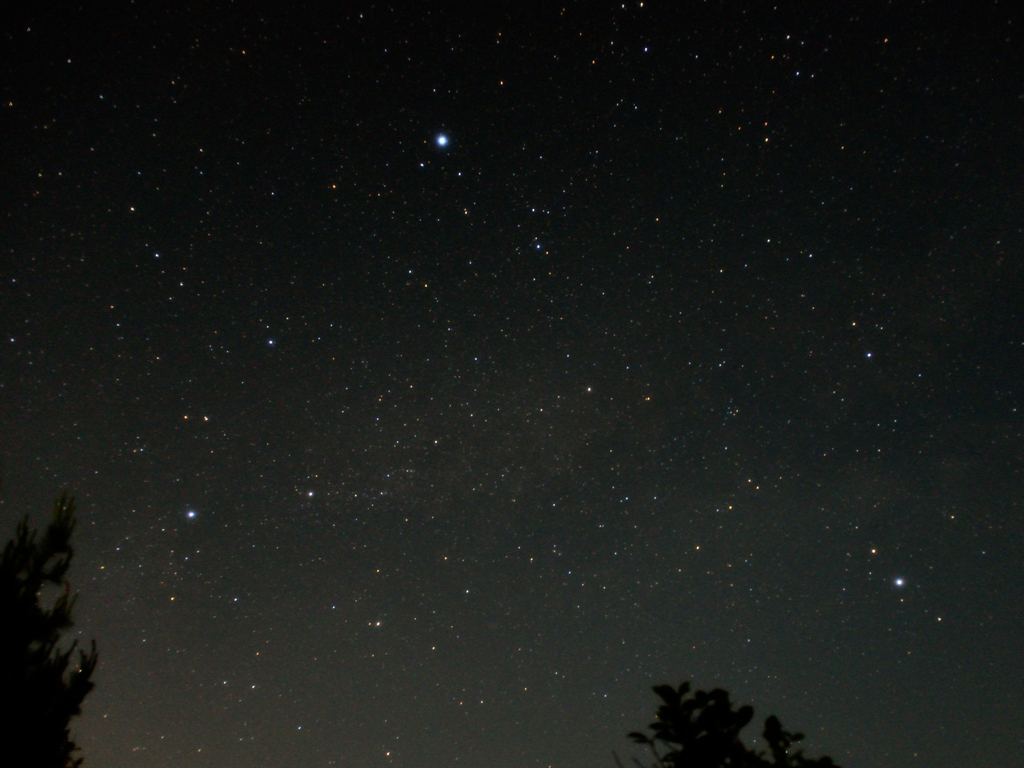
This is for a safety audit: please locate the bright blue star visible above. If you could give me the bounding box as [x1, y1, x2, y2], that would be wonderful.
[186, 510, 197, 519]
[436, 134, 448, 147]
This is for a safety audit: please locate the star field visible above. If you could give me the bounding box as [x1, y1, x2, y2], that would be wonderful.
[1, 3, 1022, 767]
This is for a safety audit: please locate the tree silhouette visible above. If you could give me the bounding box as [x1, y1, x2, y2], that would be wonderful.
[0, 492, 97, 768]
[622, 682, 839, 768]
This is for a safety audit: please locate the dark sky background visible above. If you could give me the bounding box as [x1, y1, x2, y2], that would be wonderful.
[2, 2, 1023, 767]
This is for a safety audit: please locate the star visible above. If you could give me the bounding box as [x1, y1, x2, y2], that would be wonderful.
[436, 133, 448, 147]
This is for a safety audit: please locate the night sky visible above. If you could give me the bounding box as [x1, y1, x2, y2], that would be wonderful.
[2, 3, 1023, 767]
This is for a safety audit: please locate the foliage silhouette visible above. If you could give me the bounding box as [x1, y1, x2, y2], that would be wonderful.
[621, 682, 839, 768]
[0, 491, 97, 768]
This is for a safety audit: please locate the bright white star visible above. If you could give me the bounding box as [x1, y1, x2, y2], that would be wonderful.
[436, 134, 448, 147]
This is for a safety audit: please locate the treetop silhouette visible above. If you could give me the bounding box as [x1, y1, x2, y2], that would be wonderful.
[623, 681, 839, 768]
[0, 491, 97, 768]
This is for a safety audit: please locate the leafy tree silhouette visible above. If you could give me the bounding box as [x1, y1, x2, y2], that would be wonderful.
[621, 682, 839, 768]
[0, 491, 97, 768]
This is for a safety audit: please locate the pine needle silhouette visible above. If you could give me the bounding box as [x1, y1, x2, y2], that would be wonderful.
[0, 492, 97, 768]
